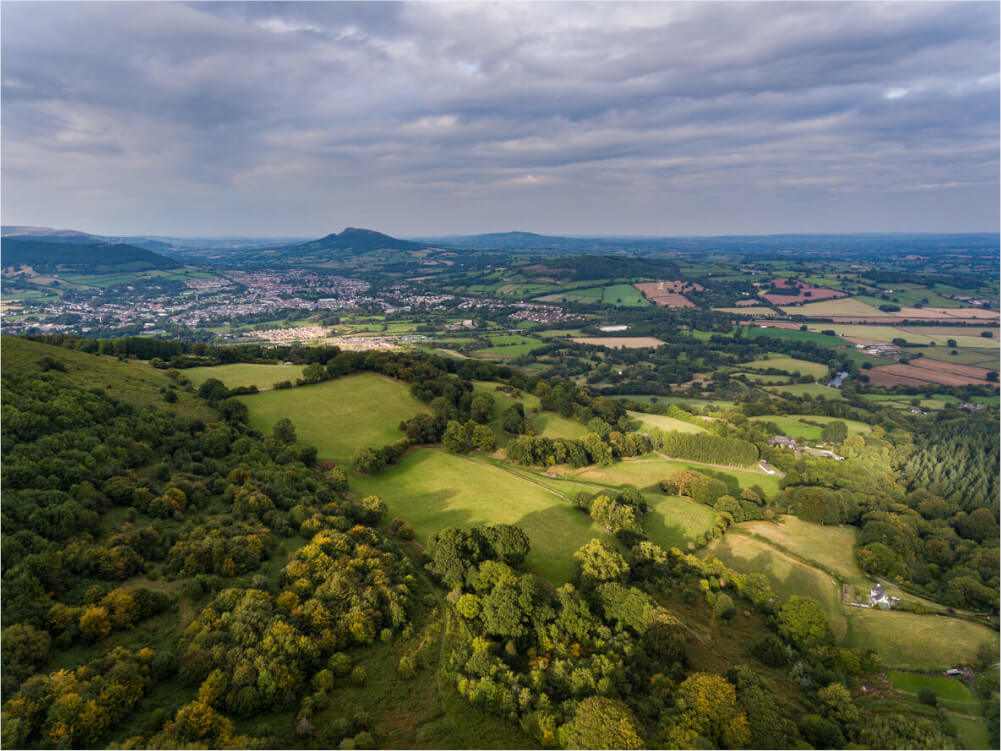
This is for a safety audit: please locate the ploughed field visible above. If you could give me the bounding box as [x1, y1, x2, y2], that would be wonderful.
[866, 357, 995, 387]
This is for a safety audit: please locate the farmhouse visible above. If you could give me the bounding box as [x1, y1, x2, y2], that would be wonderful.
[768, 435, 797, 448]
[868, 584, 901, 609]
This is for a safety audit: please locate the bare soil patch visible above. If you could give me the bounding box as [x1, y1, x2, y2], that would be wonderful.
[572, 336, 666, 349]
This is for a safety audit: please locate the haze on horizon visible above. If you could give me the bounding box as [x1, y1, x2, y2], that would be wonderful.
[2, 1, 999, 239]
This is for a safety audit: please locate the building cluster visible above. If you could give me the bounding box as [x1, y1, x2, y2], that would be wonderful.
[508, 303, 580, 325]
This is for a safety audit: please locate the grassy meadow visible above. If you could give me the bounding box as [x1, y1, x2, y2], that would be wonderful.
[350, 449, 616, 584]
[737, 517, 865, 581]
[239, 373, 429, 461]
[185, 362, 305, 390]
[704, 532, 848, 639]
[749, 414, 870, 441]
[627, 410, 707, 434]
[843, 610, 999, 671]
[574, 456, 782, 499]
[643, 495, 718, 549]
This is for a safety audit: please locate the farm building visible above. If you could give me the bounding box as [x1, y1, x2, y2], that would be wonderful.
[868, 584, 901, 609]
[768, 436, 797, 448]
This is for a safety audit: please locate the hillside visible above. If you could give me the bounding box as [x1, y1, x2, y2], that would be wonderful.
[1, 238, 180, 272]
[286, 227, 427, 255]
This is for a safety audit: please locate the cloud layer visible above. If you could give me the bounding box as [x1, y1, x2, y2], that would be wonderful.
[2, 1, 998, 236]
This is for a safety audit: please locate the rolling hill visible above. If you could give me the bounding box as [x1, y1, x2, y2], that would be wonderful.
[1, 238, 181, 272]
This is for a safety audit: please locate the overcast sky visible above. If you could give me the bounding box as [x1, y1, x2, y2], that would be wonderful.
[2, 1, 998, 237]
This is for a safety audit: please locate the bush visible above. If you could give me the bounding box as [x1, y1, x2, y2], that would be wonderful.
[328, 652, 352, 676]
[350, 665, 366, 686]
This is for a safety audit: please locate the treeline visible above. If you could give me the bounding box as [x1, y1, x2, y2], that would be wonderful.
[649, 428, 759, 466]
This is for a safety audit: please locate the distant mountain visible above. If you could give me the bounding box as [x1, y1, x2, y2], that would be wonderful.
[286, 227, 427, 255]
[2, 226, 103, 244]
[1, 238, 181, 273]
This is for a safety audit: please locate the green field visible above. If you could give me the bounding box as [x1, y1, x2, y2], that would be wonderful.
[763, 383, 846, 399]
[739, 357, 830, 379]
[627, 410, 707, 434]
[471, 335, 543, 360]
[239, 373, 429, 461]
[808, 324, 999, 348]
[948, 712, 992, 750]
[738, 517, 865, 581]
[843, 610, 999, 670]
[643, 495, 717, 549]
[744, 327, 847, 347]
[349, 449, 616, 584]
[575, 457, 781, 499]
[912, 346, 1000, 369]
[780, 297, 884, 317]
[530, 412, 589, 439]
[185, 362, 305, 390]
[704, 532, 848, 639]
[749, 414, 869, 441]
[888, 671, 977, 707]
[601, 283, 650, 307]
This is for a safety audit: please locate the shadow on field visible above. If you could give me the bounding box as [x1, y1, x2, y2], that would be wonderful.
[514, 502, 603, 584]
[643, 504, 693, 549]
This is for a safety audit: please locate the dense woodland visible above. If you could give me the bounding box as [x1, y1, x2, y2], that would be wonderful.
[1, 336, 998, 750]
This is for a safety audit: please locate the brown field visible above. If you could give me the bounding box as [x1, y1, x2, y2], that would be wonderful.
[762, 278, 846, 305]
[572, 336, 667, 349]
[867, 357, 995, 387]
[634, 281, 699, 307]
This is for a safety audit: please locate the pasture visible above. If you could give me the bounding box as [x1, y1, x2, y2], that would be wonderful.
[811, 324, 999, 348]
[470, 334, 543, 360]
[575, 456, 782, 499]
[843, 610, 998, 670]
[185, 363, 304, 390]
[602, 283, 651, 307]
[349, 449, 616, 584]
[780, 297, 883, 317]
[737, 517, 865, 581]
[643, 495, 717, 549]
[748, 415, 870, 442]
[739, 356, 829, 379]
[627, 410, 707, 434]
[238, 373, 429, 461]
[763, 383, 846, 399]
[704, 532, 848, 639]
[530, 411, 590, 440]
[887, 671, 977, 708]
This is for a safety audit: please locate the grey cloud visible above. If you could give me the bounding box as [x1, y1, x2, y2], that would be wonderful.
[1, 1, 997, 236]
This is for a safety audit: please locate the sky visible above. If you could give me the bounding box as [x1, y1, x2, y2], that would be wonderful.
[2, 1, 999, 238]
